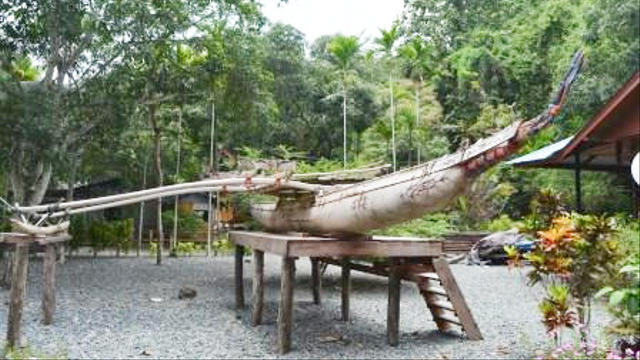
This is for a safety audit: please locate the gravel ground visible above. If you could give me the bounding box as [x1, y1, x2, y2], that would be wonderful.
[0, 253, 611, 359]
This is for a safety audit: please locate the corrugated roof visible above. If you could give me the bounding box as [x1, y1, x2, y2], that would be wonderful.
[507, 137, 574, 166]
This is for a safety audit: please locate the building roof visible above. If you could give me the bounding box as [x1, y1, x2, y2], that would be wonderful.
[509, 72, 640, 172]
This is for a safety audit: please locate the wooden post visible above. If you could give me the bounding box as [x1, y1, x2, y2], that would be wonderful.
[311, 258, 322, 305]
[387, 257, 401, 347]
[42, 244, 57, 325]
[341, 258, 351, 321]
[251, 250, 264, 327]
[6, 243, 29, 349]
[278, 257, 296, 354]
[235, 245, 245, 315]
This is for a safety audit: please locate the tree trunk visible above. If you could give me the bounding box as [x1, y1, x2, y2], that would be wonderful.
[3, 148, 52, 287]
[150, 105, 164, 265]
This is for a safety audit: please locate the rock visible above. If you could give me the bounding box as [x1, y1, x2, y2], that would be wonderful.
[141, 349, 152, 356]
[178, 287, 197, 300]
[318, 334, 343, 343]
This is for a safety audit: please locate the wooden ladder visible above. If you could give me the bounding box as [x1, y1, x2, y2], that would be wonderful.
[414, 258, 483, 340]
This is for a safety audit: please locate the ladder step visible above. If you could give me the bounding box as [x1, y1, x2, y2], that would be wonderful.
[418, 272, 440, 281]
[429, 300, 455, 311]
[435, 313, 462, 326]
[422, 285, 447, 296]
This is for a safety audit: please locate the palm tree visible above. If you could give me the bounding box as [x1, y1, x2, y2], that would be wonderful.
[375, 24, 400, 171]
[327, 35, 361, 168]
[398, 36, 432, 165]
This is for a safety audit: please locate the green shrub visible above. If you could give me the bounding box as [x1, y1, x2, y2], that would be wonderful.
[595, 254, 640, 335]
[161, 210, 206, 240]
[371, 213, 455, 238]
[88, 218, 134, 256]
[480, 214, 522, 232]
[175, 241, 201, 256]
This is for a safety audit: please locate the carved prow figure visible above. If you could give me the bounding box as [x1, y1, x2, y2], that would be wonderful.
[5, 51, 584, 237]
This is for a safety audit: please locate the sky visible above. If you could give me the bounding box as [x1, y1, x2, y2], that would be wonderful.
[260, 0, 406, 48]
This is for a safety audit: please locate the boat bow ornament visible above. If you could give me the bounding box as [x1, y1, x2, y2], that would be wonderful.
[3, 51, 584, 237]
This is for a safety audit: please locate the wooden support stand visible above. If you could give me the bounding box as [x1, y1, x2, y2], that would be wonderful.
[251, 250, 264, 327]
[6, 243, 29, 348]
[229, 231, 479, 354]
[235, 245, 245, 316]
[42, 244, 57, 325]
[1, 233, 71, 349]
[310, 258, 322, 305]
[387, 258, 401, 347]
[277, 258, 295, 354]
[341, 258, 350, 321]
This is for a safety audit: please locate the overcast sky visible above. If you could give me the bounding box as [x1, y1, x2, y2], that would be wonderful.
[260, 0, 406, 48]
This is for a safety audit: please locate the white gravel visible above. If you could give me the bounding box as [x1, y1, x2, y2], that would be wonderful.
[0, 254, 611, 359]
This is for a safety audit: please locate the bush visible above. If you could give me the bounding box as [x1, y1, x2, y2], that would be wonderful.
[371, 213, 456, 238]
[88, 218, 134, 257]
[161, 210, 206, 240]
[174, 241, 201, 256]
[480, 214, 522, 232]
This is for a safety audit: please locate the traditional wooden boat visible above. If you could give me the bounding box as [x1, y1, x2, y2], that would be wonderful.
[7, 51, 584, 236]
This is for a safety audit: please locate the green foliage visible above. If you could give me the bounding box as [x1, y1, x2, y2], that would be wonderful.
[595, 255, 640, 335]
[88, 219, 134, 256]
[2, 344, 67, 360]
[539, 284, 579, 337]
[510, 213, 626, 337]
[371, 213, 455, 238]
[480, 214, 522, 232]
[161, 210, 206, 241]
[174, 242, 202, 257]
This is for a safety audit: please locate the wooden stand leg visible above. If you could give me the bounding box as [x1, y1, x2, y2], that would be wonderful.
[341, 258, 351, 321]
[387, 258, 401, 347]
[311, 258, 322, 305]
[251, 250, 264, 327]
[235, 245, 245, 316]
[43, 244, 57, 325]
[7, 243, 29, 349]
[278, 257, 295, 354]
